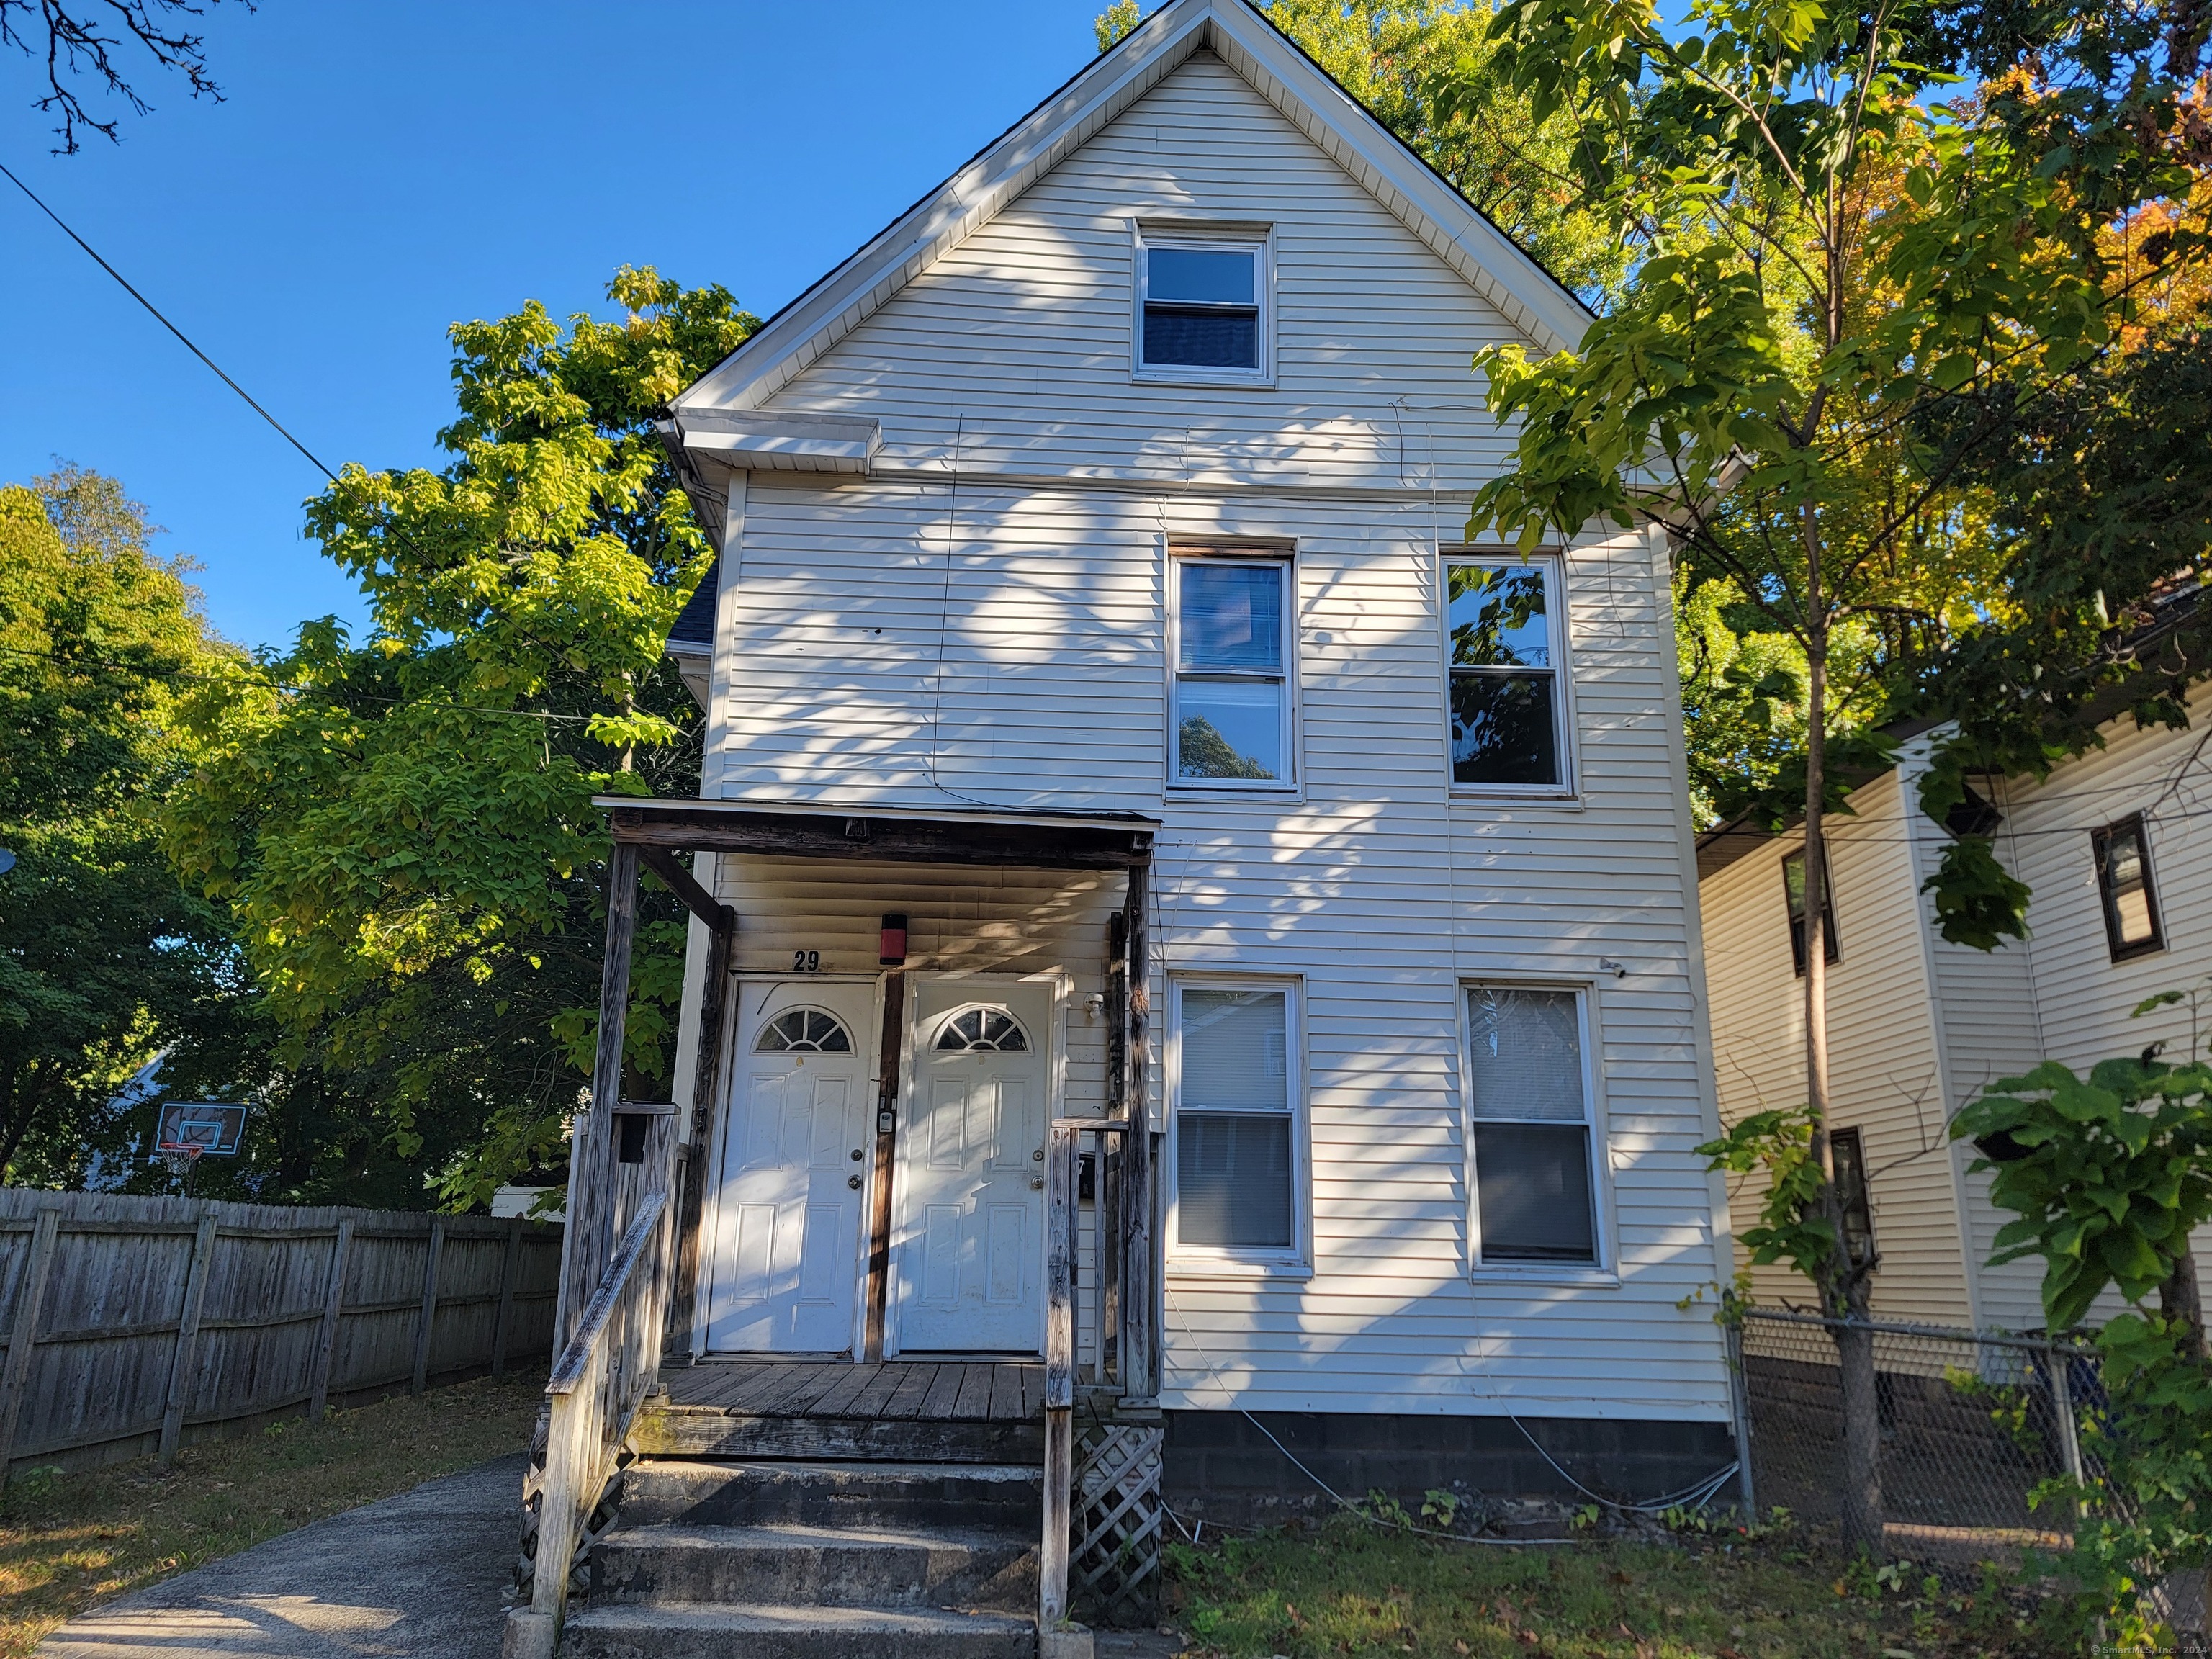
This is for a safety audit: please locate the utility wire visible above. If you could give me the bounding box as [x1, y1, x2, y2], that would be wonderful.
[0, 158, 338, 483]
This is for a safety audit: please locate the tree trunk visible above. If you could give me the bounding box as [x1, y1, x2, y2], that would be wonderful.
[1803, 603, 1885, 1555]
[2162, 1249, 2206, 1361]
[2162, 1253, 2212, 1637]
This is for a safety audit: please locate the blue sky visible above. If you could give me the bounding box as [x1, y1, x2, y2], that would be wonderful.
[1, 1, 1106, 653]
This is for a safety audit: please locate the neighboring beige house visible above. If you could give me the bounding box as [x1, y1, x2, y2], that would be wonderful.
[1699, 669, 2212, 1332]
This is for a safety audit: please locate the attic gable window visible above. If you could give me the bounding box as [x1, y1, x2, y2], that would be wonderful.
[1136, 230, 1271, 382]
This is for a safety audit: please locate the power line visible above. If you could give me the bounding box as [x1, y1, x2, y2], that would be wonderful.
[0, 158, 337, 483]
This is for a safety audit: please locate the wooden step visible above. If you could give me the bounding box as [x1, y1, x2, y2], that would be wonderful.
[559, 1601, 1036, 1659]
[634, 1406, 1044, 1465]
[589, 1520, 1038, 1609]
[619, 1459, 1044, 1529]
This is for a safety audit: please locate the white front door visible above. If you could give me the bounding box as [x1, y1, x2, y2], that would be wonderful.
[703, 981, 872, 1354]
[894, 981, 1051, 1354]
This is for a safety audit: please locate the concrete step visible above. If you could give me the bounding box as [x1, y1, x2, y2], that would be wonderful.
[619, 1459, 1044, 1530]
[590, 1521, 1038, 1610]
[634, 1407, 1044, 1465]
[559, 1601, 1035, 1659]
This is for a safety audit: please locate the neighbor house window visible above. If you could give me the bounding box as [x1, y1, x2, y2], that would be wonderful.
[1783, 849, 1841, 976]
[2093, 814, 2164, 961]
[1829, 1127, 1876, 1269]
[1466, 986, 1599, 1266]
[1171, 553, 1293, 787]
[1448, 555, 1568, 788]
[1172, 982, 1299, 1259]
[1138, 235, 1268, 379]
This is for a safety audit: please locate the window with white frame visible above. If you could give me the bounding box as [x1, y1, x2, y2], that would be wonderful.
[1172, 982, 1299, 1259]
[1447, 554, 1569, 790]
[1465, 985, 1601, 1266]
[1171, 552, 1294, 787]
[1136, 233, 1269, 379]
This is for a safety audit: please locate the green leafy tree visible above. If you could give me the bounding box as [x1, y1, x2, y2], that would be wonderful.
[1464, 0, 2209, 1551]
[1910, 305, 2212, 930]
[166, 267, 759, 1210]
[1954, 1045, 2212, 1644]
[0, 467, 235, 1184]
[1267, 0, 1631, 300]
[1095, 1, 1630, 301]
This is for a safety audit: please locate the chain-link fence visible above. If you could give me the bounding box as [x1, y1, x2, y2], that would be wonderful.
[1733, 1309, 2098, 1561]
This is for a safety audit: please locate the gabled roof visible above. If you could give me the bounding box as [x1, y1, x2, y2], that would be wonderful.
[672, 0, 1593, 417]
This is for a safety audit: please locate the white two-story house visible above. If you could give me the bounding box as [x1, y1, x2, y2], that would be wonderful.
[639, 0, 1737, 1518]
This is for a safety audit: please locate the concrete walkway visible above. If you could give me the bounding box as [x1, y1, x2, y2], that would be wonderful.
[38, 1453, 527, 1659]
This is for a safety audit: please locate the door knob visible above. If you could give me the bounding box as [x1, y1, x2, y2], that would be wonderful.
[1029, 1177, 1045, 1191]
[848, 1175, 863, 1190]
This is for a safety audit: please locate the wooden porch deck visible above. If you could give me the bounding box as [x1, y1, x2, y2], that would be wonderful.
[658, 1360, 1046, 1423]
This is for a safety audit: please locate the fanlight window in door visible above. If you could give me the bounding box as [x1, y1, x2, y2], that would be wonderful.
[933, 1007, 1029, 1052]
[755, 1009, 853, 1053]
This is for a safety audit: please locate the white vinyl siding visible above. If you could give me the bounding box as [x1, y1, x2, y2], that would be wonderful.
[685, 50, 1730, 1424]
[745, 53, 1529, 495]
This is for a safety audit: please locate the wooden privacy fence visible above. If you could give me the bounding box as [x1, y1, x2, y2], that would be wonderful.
[0, 1190, 562, 1477]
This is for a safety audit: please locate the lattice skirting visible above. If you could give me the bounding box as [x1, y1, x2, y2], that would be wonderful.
[1074, 1417, 1164, 1627]
[510, 1402, 635, 1604]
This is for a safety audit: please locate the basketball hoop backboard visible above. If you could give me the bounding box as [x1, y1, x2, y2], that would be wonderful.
[156, 1102, 248, 1156]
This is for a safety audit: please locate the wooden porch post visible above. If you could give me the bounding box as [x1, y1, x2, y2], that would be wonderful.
[1120, 858, 1157, 1403]
[666, 871, 737, 1364]
[557, 840, 639, 1352]
[863, 970, 907, 1363]
[1101, 913, 1126, 1388]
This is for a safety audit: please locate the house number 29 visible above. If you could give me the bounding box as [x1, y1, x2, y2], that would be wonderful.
[792, 950, 821, 973]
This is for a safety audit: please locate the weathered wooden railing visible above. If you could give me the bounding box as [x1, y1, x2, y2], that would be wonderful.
[1046, 1115, 1167, 1639]
[504, 1098, 678, 1659]
[1043, 1118, 1084, 1634]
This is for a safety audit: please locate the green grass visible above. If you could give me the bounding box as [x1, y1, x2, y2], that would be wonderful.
[1164, 1516, 2085, 1659]
[0, 1370, 543, 1658]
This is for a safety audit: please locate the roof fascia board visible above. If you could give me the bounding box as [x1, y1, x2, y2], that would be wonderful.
[677, 2, 1210, 413]
[591, 794, 1161, 833]
[676, 410, 884, 473]
[1203, 4, 1590, 354]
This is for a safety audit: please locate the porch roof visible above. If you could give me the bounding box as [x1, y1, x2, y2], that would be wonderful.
[593, 794, 1158, 871]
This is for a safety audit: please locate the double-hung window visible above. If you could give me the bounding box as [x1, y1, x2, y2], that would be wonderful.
[1782, 850, 1841, 976]
[1136, 233, 1269, 380]
[2093, 814, 2164, 961]
[1171, 552, 1293, 787]
[1466, 986, 1601, 1267]
[1448, 554, 1568, 790]
[1172, 982, 1300, 1262]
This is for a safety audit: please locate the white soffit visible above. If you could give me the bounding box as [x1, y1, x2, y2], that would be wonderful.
[673, 410, 883, 473]
[673, 0, 1592, 418]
